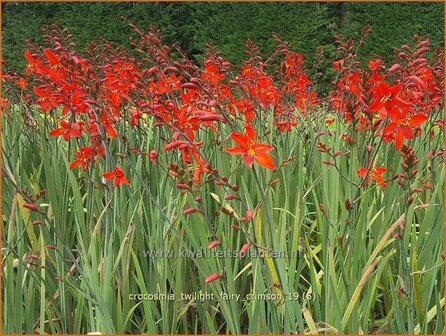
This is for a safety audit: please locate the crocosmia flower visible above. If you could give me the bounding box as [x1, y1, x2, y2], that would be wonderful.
[357, 166, 387, 188]
[103, 167, 129, 187]
[225, 123, 275, 170]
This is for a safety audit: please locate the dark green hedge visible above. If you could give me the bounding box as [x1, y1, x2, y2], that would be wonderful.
[2, 2, 443, 73]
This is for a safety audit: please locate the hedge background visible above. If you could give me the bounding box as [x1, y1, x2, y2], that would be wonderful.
[2, 2, 444, 75]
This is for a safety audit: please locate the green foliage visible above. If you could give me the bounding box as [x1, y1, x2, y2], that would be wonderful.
[343, 2, 444, 63]
[2, 2, 443, 74]
[2, 96, 444, 334]
[189, 2, 335, 64]
[2, 2, 173, 71]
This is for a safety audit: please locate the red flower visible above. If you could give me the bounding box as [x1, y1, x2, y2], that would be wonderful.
[24, 50, 42, 68]
[15, 77, 28, 90]
[383, 113, 428, 150]
[156, 73, 183, 94]
[49, 120, 83, 141]
[44, 49, 61, 67]
[102, 167, 129, 187]
[369, 82, 410, 116]
[149, 150, 158, 166]
[275, 121, 298, 133]
[230, 98, 255, 122]
[203, 61, 225, 86]
[368, 59, 381, 71]
[225, 123, 275, 170]
[70, 148, 91, 171]
[357, 166, 387, 188]
[332, 59, 344, 71]
[193, 160, 211, 186]
[33, 86, 60, 112]
[248, 75, 279, 109]
[70, 146, 104, 171]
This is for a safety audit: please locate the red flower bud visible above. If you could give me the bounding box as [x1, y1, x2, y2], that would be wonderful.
[164, 140, 186, 152]
[417, 40, 429, 47]
[389, 64, 402, 73]
[182, 83, 198, 89]
[413, 58, 427, 65]
[246, 209, 254, 221]
[399, 222, 405, 231]
[147, 66, 158, 74]
[183, 208, 202, 215]
[239, 242, 253, 257]
[205, 273, 222, 284]
[198, 114, 225, 122]
[338, 236, 344, 248]
[415, 47, 430, 56]
[402, 45, 411, 51]
[407, 75, 425, 88]
[23, 203, 40, 212]
[176, 183, 190, 190]
[163, 66, 179, 74]
[224, 195, 240, 201]
[268, 179, 280, 187]
[208, 240, 221, 249]
[149, 150, 158, 165]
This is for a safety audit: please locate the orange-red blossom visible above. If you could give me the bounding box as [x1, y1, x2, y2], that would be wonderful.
[102, 167, 129, 187]
[225, 123, 275, 170]
[357, 166, 387, 188]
